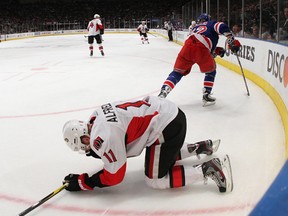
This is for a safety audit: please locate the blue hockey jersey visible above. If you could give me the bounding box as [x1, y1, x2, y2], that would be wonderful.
[191, 21, 232, 51]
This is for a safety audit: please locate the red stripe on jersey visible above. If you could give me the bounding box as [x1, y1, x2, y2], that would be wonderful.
[171, 166, 185, 188]
[96, 24, 103, 31]
[214, 22, 223, 34]
[100, 163, 126, 186]
[126, 111, 159, 144]
[203, 36, 212, 50]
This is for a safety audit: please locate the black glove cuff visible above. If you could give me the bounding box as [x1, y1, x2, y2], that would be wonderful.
[86, 150, 101, 159]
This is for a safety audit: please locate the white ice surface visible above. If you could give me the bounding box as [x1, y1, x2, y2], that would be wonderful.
[0, 33, 286, 216]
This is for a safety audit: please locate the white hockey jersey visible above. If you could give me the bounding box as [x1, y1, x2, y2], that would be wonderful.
[188, 21, 197, 36]
[88, 96, 178, 187]
[87, 18, 103, 36]
[137, 24, 149, 33]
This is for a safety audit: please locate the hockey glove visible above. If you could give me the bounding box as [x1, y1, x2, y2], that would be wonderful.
[63, 173, 94, 191]
[214, 47, 225, 58]
[86, 149, 101, 159]
[226, 37, 241, 54]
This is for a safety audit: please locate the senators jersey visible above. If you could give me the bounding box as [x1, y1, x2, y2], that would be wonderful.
[137, 24, 149, 33]
[88, 96, 178, 187]
[87, 18, 103, 36]
[190, 20, 232, 51]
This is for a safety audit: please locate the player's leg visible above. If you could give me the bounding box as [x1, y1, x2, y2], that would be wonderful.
[158, 70, 184, 98]
[144, 108, 232, 192]
[147, 109, 205, 188]
[202, 70, 217, 106]
[158, 40, 194, 98]
[177, 139, 221, 160]
[140, 32, 144, 44]
[88, 36, 94, 56]
[145, 155, 233, 193]
[143, 33, 149, 43]
[168, 30, 173, 41]
[95, 35, 104, 56]
[144, 108, 186, 179]
[196, 50, 217, 106]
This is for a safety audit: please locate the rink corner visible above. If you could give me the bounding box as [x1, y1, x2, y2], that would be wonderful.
[249, 160, 288, 216]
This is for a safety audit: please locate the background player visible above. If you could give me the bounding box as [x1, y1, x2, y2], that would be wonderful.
[158, 13, 241, 106]
[62, 95, 233, 192]
[188, 20, 196, 36]
[87, 14, 104, 57]
[137, 21, 149, 44]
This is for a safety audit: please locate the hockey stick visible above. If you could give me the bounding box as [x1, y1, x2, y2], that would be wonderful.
[224, 40, 250, 96]
[235, 52, 250, 96]
[147, 32, 157, 37]
[18, 183, 68, 216]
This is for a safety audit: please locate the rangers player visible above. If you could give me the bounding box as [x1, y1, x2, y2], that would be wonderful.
[62, 96, 233, 192]
[87, 14, 104, 57]
[137, 21, 149, 44]
[158, 13, 241, 106]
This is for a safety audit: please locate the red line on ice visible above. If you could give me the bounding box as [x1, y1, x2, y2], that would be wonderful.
[0, 192, 254, 215]
[0, 91, 158, 119]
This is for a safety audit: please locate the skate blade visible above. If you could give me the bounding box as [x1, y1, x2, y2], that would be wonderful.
[202, 101, 216, 107]
[221, 154, 234, 192]
[212, 139, 221, 153]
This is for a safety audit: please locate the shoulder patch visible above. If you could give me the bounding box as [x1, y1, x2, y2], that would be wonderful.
[93, 136, 104, 150]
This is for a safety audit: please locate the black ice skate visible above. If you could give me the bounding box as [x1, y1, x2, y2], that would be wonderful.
[187, 139, 220, 159]
[201, 155, 233, 193]
[202, 92, 216, 106]
[90, 50, 93, 57]
[158, 86, 171, 98]
[100, 50, 105, 56]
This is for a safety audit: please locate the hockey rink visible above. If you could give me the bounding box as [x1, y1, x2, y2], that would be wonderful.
[0, 33, 286, 216]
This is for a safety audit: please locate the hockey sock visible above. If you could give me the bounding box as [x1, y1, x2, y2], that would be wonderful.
[161, 71, 183, 91]
[176, 142, 196, 160]
[89, 45, 93, 56]
[98, 45, 103, 51]
[203, 70, 216, 93]
[168, 165, 203, 188]
[145, 164, 204, 189]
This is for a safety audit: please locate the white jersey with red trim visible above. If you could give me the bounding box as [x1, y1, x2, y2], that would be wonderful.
[88, 96, 178, 186]
[137, 24, 149, 33]
[87, 18, 103, 36]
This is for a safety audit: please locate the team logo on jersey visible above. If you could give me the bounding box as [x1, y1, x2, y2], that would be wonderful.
[93, 136, 104, 150]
